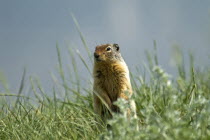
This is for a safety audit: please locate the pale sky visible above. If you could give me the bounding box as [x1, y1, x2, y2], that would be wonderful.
[0, 0, 210, 92]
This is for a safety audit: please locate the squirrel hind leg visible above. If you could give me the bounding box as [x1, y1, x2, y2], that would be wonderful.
[101, 105, 112, 121]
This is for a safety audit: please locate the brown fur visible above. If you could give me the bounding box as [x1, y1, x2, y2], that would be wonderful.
[93, 44, 135, 120]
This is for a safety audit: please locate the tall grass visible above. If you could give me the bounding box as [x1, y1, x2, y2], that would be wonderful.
[0, 20, 210, 139]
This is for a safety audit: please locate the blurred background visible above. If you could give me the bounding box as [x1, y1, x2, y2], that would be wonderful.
[0, 0, 210, 92]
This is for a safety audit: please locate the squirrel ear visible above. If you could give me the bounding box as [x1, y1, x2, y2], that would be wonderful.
[114, 44, 120, 51]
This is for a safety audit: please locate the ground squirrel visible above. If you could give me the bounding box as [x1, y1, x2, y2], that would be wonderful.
[93, 43, 136, 120]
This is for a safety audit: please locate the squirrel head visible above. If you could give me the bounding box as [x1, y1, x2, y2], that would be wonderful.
[94, 44, 122, 63]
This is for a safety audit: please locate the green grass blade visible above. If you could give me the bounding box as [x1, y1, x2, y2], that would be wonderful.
[71, 13, 93, 65]
[15, 67, 26, 106]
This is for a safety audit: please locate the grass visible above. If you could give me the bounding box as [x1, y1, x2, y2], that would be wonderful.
[0, 20, 210, 139]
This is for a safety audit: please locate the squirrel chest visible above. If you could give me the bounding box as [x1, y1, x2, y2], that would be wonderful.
[93, 61, 131, 102]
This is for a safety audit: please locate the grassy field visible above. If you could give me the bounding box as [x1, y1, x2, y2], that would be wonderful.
[0, 44, 210, 140]
[0, 21, 210, 139]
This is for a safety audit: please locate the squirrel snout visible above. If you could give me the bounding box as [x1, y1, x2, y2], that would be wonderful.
[94, 53, 100, 59]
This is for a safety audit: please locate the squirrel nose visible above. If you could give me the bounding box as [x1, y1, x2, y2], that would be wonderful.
[94, 53, 99, 59]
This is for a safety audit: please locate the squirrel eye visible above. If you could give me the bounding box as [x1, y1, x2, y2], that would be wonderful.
[106, 47, 111, 51]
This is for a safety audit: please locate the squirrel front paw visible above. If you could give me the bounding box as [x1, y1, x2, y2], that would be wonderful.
[111, 105, 120, 113]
